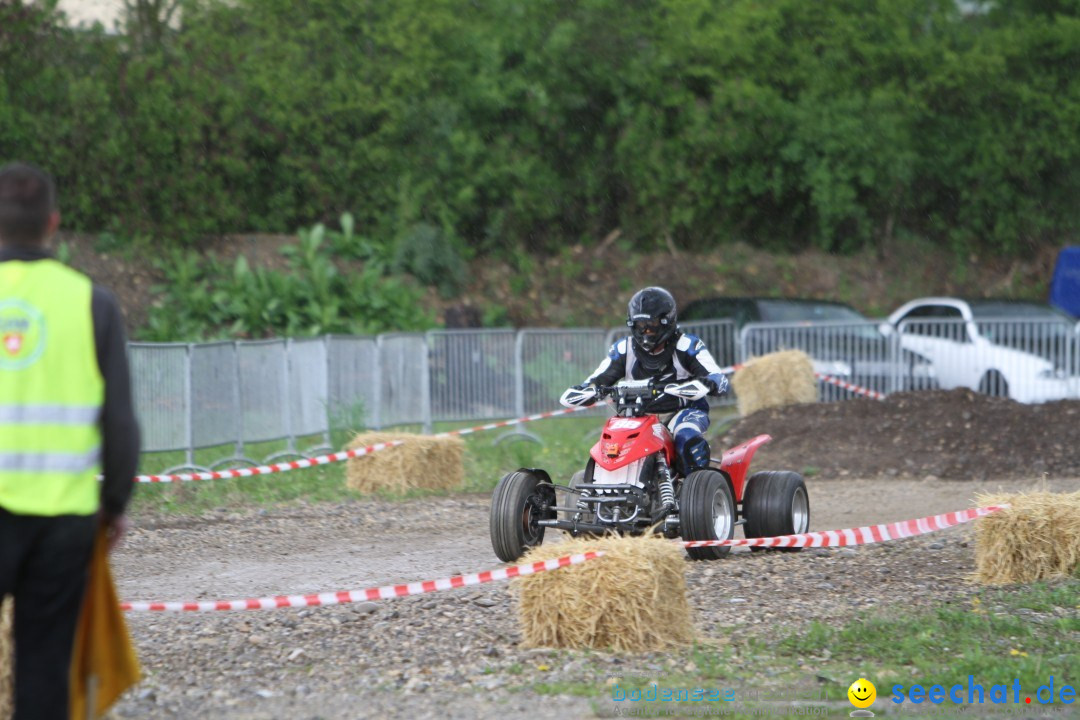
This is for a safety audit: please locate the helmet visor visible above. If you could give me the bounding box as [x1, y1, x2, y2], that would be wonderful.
[631, 318, 664, 339]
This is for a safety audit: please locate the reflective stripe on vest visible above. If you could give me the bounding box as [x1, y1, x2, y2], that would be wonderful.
[0, 448, 101, 473]
[0, 404, 100, 424]
[0, 259, 103, 516]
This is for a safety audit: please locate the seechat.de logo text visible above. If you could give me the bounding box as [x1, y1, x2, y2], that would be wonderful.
[891, 676, 1075, 707]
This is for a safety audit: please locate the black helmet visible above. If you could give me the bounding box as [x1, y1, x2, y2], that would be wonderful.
[627, 286, 678, 354]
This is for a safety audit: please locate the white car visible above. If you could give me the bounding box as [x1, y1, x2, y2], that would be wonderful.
[884, 298, 1079, 403]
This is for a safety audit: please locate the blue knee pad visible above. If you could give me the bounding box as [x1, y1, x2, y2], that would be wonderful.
[668, 409, 711, 472]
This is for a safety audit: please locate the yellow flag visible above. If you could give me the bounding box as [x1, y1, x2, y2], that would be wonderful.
[69, 528, 141, 720]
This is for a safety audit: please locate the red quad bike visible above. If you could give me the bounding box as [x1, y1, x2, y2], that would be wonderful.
[489, 379, 810, 562]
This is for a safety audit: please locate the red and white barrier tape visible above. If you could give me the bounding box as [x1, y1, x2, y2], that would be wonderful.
[122, 506, 1005, 611]
[133, 406, 591, 483]
[682, 505, 1004, 548]
[134, 440, 407, 484]
[431, 405, 591, 437]
[122, 550, 604, 612]
[720, 362, 885, 401]
[815, 372, 886, 400]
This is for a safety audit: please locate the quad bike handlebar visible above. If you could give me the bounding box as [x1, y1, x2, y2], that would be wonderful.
[559, 378, 712, 415]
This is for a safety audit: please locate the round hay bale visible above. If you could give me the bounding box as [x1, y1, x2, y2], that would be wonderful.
[973, 490, 1080, 585]
[514, 535, 694, 652]
[1, 596, 11, 720]
[731, 350, 818, 416]
[345, 432, 464, 494]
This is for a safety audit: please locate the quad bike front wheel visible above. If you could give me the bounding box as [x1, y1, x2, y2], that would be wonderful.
[742, 470, 810, 552]
[490, 470, 555, 562]
[680, 468, 736, 560]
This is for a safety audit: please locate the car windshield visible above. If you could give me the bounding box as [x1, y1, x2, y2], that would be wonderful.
[969, 302, 1076, 365]
[756, 300, 868, 323]
[969, 302, 1073, 321]
[756, 300, 881, 340]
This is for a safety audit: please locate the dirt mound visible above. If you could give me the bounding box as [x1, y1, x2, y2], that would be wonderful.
[717, 389, 1080, 481]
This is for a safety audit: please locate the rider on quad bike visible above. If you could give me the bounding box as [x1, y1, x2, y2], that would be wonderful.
[565, 286, 729, 476]
[488, 287, 810, 564]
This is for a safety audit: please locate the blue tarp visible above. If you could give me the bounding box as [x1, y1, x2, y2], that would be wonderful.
[1050, 246, 1080, 319]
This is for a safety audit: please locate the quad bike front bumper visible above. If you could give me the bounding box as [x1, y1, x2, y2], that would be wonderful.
[537, 516, 680, 535]
[537, 482, 680, 536]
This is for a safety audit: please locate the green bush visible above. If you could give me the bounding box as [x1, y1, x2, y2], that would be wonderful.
[140, 222, 435, 341]
[392, 223, 466, 298]
[1, 0, 1078, 259]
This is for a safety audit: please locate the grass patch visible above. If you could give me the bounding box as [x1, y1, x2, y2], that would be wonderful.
[528, 680, 603, 697]
[525, 583, 1078, 717]
[130, 415, 604, 514]
[770, 579, 1080, 704]
[459, 415, 600, 494]
[129, 463, 356, 515]
[131, 434, 354, 514]
[530, 642, 740, 700]
[129, 406, 743, 515]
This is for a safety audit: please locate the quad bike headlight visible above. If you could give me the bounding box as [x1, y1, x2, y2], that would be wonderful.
[592, 458, 646, 489]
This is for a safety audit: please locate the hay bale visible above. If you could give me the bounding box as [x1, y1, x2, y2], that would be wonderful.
[974, 490, 1080, 585]
[731, 350, 818, 416]
[515, 535, 694, 652]
[0, 596, 11, 720]
[344, 432, 464, 494]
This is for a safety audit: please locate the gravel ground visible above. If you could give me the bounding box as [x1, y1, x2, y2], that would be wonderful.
[107, 475, 1079, 719]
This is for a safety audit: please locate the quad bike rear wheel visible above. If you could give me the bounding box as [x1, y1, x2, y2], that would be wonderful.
[680, 468, 736, 560]
[742, 470, 809, 552]
[490, 470, 554, 562]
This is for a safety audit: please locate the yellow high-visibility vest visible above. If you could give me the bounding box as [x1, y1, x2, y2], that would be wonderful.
[0, 259, 103, 516]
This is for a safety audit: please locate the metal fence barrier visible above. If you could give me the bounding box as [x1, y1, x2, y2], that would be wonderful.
[129, 342, 190, 461]
[738, 320, 937, 401]
[326, 335, 379, 432]
[129, 319, 1079, 470]
[191, 341, 240, 464]
[429, 329, 517, 422]
[377, 333, 429, 430]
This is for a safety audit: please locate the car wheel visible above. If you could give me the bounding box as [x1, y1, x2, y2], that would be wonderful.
[978, 370, 1009, 398]
[680, 469, 735, 560]
[743, 471, 810, 552]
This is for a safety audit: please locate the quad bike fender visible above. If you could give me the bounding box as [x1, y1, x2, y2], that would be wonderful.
[591, 415, 675, 471]
[713, 434, 772, 502]
[519, 467, 554, 485]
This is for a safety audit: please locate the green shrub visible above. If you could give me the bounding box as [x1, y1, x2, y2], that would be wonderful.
[392, 222, 467, 298]
[140, 226, 435, 341]
[2, 0, 1078, 257]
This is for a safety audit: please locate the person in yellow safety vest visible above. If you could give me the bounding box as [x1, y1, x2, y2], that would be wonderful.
[0, 162, 140, 720]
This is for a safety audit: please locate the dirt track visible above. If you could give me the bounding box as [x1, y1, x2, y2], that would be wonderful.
[117, 477, 1071, 600]
[110, 474, 1078, 719]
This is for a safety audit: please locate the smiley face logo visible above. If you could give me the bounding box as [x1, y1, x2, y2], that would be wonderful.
[848, 678, 876, 709]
